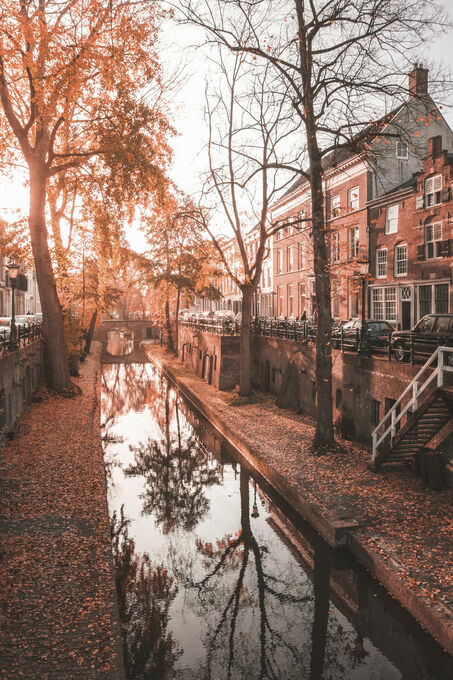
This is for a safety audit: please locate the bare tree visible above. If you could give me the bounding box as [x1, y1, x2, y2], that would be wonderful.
[177, 0, 450, 446]
[190, 53, 302, 395]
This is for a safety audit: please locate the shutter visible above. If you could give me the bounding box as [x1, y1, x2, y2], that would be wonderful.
[440, 240, 451, 257]
[440, 187, 450, 202]
[416, 244, 426, 260]
[415, 195, 424, 209]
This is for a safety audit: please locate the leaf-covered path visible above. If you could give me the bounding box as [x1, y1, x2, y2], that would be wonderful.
[144, 344, 453, 658]
[0, 347, 124, 679]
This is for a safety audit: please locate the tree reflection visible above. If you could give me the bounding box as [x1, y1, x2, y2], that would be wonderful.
[125, 387, 223, 533]
[179, 469, 311, 679]
[111, 505, 181, 679]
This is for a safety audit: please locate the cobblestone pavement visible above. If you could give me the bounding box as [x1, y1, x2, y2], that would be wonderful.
[0, 345, 124, 680]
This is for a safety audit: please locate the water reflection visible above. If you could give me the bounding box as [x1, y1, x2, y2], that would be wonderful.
[101, 363, 453, 680]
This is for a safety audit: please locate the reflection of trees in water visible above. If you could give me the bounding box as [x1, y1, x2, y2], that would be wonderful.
[175, 469, 311, 680]
[111, 505, 181, 679]
[125, 387, 223, 534]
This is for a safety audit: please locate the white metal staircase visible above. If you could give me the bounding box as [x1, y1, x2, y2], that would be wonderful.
[372, 347, 453, 467]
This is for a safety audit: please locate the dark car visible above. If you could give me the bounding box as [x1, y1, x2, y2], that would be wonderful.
[391, 314, 453, 363]
[332, 319, 393, 351]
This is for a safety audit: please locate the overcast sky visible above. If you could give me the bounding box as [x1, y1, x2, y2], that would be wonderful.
[1, 3, 452, 253]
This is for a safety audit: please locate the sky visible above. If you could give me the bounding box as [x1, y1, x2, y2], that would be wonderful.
[0, 4, 452, 253]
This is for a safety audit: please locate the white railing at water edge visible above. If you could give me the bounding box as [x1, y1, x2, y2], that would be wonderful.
[371, 346, 453, 462]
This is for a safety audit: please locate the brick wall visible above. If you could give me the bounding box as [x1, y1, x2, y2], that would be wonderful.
[178, 325, 240, 390]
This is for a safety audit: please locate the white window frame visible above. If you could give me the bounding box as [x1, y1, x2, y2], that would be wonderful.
[347, 186, 359, 211]
[385, 204, 399, 234]
[376, 249, 387, 278]
[331, 232, 340, 263]
[288, 245, 294, 272]
[394, 244, 408, 277]
[287, 284, 294, 317]
[425, 174, 442, 207]
[331, 195, 340, 218]
[299, 241, 306, 270]
[372, 288, 384, 320]
[348, 226, 359, 259]
[277, 248, 283, 274]
[425, 222, 442, 259]
[396, 141, 408, 159]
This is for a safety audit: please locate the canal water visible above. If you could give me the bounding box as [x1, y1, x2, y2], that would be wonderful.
[101, 362, 453, 680]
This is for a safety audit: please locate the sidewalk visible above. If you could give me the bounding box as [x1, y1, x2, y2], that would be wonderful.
[0, 345, 124, 680]
[144, 343, 453, 657]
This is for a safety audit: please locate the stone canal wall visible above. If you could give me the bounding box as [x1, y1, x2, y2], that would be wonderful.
[0, 340, 44, 440]
[178, 325, 240, 390]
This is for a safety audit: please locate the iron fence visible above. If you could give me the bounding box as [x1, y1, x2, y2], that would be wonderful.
[0, 323, 41, 355]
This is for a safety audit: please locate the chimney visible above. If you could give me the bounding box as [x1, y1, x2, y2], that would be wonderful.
[428, 135, 443, 157]
[409, 63, 429, 96]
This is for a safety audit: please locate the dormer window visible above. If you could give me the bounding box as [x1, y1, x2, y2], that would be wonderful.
[425, 174, 442, 206]
[396, 141, 408, 159]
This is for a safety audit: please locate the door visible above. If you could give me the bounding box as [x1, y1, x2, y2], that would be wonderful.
[401, 301, 411, 330]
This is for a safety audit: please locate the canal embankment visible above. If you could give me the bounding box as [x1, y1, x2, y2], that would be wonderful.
[142, 342, 453, 658]
[0, 343, 125, 680]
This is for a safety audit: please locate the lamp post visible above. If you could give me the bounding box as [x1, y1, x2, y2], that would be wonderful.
[356, 256, 369, 356]
[7, 263, 20, 351]
[251, 479, 260, 518]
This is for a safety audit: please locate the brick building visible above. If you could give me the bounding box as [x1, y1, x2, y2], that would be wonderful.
[368, 135, 453, 329]
[270, 65, 453, 321]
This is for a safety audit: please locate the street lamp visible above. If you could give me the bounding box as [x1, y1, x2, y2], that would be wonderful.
[356, 256, 369, 356]
[251, 479, 260, 518]
[7, 263, 20, 351]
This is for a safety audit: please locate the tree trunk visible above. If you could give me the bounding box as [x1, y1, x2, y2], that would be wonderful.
[165, 298, 174, 352]
[239, 285, 253, 396]
[310, 163, 334, 448]
[83, 309, 98, 356]
[297, 12, 334, 448]
[29, 162, 72, 392]
[175, 288, 181, 356]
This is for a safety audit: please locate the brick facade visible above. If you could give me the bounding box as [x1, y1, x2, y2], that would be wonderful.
[369, 136, 453, 329]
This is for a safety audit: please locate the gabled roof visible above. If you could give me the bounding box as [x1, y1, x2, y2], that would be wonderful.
[277, 102, 407, 205]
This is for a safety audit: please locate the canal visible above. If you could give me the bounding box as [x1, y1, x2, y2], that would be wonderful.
[101, 361, 453, 680]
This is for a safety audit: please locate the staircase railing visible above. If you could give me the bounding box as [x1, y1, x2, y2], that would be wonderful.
[371, 346, 453, 462]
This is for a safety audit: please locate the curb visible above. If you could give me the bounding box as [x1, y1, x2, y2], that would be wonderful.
[143, 344, 453, 657]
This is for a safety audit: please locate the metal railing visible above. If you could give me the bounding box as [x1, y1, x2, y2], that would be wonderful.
[180, 317, 393, 355]
[371, 346, 453, 461]
[0, 323, 41, 355]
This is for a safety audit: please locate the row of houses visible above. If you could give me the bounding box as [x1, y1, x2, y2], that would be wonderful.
[0, 259, 41, 318]
[198, 65, 453, 331]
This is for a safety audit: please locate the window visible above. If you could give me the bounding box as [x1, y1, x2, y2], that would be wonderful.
[385, 287, 397, 321]
[277, 249, 283, 274]
[419, 285, 432, 318]
[394, 244, 407, 276]
[299, 209, 306, 229]
[425, 222, 442, 259]
[372, 288, 384, 320]
[277, 286, 284, 316]
[350, 290, 359, 318]
[348, 226, 359, 259]
[299, 241, 306, 269]
[332, 280, 340, 318]
[425, 174, 442, 206]
[331, 232, 340, 263]
[298, 283, 306, 315]
[385, 204, 398, 234]
[331, 195, 340, 218]
[435, 284, 449, 313]
[376, 249, 387, 278]
[371, 399, 381, 427]
[396, 141, 408, 159]
[288, 246, 295, 272]
[288, 285, 294, 317]
[347, 186, 359, 211]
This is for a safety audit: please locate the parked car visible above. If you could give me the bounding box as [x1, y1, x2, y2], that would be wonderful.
[0, 317, 11, 340]
[332, 319, 393, 350]
[14, 315, 31, 329]
[391, 314, 453, 363]
[35, 313, 43, 324]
